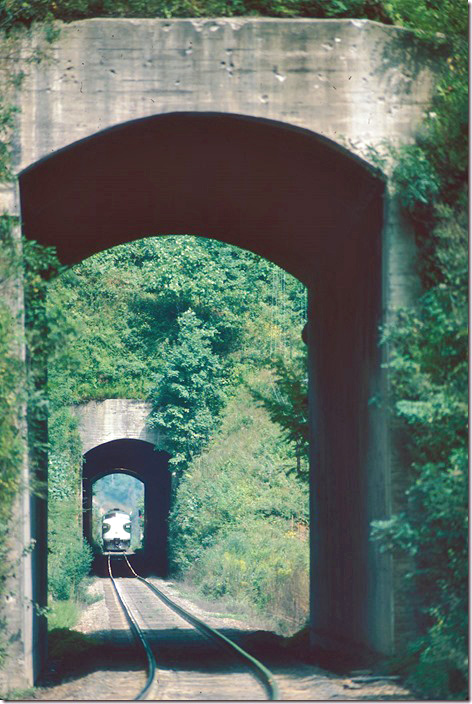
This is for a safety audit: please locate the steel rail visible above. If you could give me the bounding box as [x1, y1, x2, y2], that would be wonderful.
[107, 555, 158, 700]
[124, 555, 280, 701]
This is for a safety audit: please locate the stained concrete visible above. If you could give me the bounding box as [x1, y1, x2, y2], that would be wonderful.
[74, 402, 171, 575]
[72, 399, 159, 454]
[0, 17, 441, 689]
[12, 18, 437, 170]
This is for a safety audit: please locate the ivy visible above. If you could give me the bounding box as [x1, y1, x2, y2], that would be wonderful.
[371, 1, 468, 698]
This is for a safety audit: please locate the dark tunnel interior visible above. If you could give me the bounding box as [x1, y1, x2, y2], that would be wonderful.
[82, 439, 171, 576]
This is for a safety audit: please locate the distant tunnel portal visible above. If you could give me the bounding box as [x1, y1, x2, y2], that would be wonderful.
[82, 439, 171, 575]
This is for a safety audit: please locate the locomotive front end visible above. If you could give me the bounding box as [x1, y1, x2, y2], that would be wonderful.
[102, 508, 132, 552]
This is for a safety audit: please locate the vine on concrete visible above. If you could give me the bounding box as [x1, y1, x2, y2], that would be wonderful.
[370, 2, 468, 697]
[0, 215, 25, 667]
[0, 38, 25, 659]
[0, 20, 60, 671]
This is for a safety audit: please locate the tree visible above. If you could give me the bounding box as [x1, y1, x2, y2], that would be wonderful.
[149, 309, 227, 477]
[250, 340, 309, 479]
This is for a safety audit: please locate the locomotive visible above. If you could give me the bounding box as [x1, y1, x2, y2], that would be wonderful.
[102, 508, 132, 552]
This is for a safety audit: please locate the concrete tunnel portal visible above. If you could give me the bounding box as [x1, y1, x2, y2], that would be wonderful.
[82, 439, 171, 576]
[19, 111, 392, 658]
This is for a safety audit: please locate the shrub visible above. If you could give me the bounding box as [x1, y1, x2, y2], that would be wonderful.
[47, 598, 80, 630]
[48, 499, 93, 601]
[170, 380, 309, 633]
[0, 0, 391, 28]
[191, 521, 309, 633]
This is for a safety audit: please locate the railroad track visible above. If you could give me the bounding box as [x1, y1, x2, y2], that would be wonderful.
[107, 554, 279, 701]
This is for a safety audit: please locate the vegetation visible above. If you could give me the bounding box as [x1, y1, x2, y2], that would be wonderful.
[171, 381, 309, 632]
[22, 240, 94, 615]
[46, 235, 309, 634]
[0, 217, 24, 666]
[93, 474, 144, 551]
[0, 0, 391, 29]
[47, 598, 81, 630]
[369, 0, 468, 698]
[0, 28, 60, 663]
[0, 0, 467, 697]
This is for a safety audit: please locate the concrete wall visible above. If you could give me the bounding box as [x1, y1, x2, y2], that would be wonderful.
[0, 224, 47, 693]
[71, 399, 160, 454]
[13, 18, 437, 171]
[0, 17, 440, 688]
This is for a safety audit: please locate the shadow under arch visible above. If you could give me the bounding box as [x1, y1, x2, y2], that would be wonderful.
[19, 111, 384, 285]
[20, 111, 391, 659]
[83, 439, 171, 576]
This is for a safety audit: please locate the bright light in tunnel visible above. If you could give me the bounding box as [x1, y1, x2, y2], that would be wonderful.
[92, 472, 144, 552]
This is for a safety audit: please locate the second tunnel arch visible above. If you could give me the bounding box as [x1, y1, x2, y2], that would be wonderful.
[83, 439, 171, 575]
[20, 111, 391, 657]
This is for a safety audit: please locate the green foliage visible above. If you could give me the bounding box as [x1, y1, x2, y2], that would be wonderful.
[373, 1, 468, 697]
[383, 0, 467, 39]
[372, 206, 468, 696]
[149, 308, 227, 476]
[20, 238, 93, 608]
[48, 498, 93, 600]
[0, 217, 24, 666]
[0, 26, 48, 665]
[47, 385, 91, 606]
[46, 234, 307, 633]
[0, 101, 17, 183]
[0, 0, 391, 26]
[192, 523, 309, 633]
[385, 0, 467, 286]
[0, 219, 23, 510]
[170, 382, 309, 632]
[48, 237, 307, 486]
[249, 339, 309, 479]
[23, 240, 65, 493]
[393, 145, 441, 211]
[47, 236, 299, 402]
[47, 598, 80, 630]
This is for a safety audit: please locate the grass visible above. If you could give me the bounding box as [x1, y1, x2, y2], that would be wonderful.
[2, 687, 37, 700]
[170, 578, 274, 630]
[77, 577, 104, 606]
[47, 598, 80, 631]
[48, 578, 104, 631]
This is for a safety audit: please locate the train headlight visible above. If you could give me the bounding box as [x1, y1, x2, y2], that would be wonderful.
[102, 522, 111, 534]
[124, 523, 131, 533]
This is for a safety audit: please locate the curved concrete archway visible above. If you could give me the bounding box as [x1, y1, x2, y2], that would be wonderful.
[83, 439, 171, 575]
[19, 112, 383, 284]
[2, 17, 438, 688]
[19, 110, 390, 662]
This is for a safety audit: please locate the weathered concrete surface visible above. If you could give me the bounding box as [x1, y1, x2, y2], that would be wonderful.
[1, 17, 440, 689]
[69, 401, 170, 576]
[13, 18, 437, 170]
[0, 223, 47, 693]
[71, 399, 160, 454]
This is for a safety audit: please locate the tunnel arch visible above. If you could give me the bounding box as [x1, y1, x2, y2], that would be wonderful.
[83, 439, 171, 575]
[19, 111, 391, 658]
[19, 111, 384, 285]
[92, 470, 145, 551]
